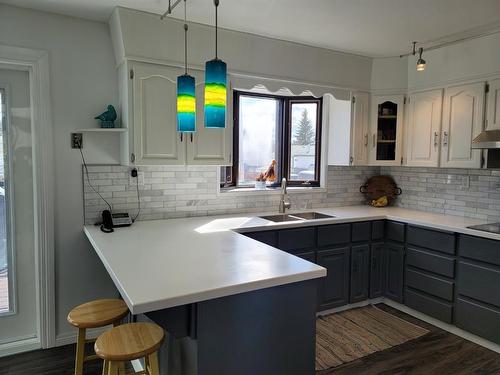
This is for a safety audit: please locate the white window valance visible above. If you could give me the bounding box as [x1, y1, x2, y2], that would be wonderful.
[229, 74, 350, 100]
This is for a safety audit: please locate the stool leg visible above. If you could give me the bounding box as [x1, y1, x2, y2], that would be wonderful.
[147, 352, 160, 375]
[74, 328, 86, 375]
[102, 360, 109, 375]
[108, 361, 119, 375]
[118, 361, 126, 375]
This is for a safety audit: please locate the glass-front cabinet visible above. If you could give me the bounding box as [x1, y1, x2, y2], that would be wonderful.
[369, 95, 405, 165]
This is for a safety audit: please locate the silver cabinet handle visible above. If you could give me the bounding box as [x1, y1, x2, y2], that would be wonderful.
[373, 134, 376, 148]
[443, 131, 448, 146]
[364, 134, 368, 147]
[434, 132, 439, 146]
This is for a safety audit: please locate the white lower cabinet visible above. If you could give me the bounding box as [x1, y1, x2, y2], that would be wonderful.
[125, 61, 231, 166]
[440, 82, 485, 169]
[405, 89, 443, 167]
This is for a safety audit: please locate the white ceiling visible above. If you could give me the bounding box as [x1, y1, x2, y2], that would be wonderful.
[3, 0, 500, 57]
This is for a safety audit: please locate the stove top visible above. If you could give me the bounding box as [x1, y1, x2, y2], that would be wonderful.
[467, 222, 500, 234]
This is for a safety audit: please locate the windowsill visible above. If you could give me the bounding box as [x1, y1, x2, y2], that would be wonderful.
[218, 185, 326, 196]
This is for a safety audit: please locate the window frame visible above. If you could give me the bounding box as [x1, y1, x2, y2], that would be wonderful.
[222, 90, 322, 189]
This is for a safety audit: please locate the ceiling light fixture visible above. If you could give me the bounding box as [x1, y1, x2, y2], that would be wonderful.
[412, 42, 426, 72]
[177, 0, 196, 133]
[204, 0, 227, 129]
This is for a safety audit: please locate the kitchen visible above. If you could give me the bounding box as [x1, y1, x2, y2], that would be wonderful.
[0, 1, 500, 374]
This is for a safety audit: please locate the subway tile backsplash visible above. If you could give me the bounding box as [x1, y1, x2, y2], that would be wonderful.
[83, 165, 379, 224]
[83, 165, 500, 224]
[381, 167, 500, 222]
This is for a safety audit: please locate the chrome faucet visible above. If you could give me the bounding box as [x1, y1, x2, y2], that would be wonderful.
[279, 178, 291, 213]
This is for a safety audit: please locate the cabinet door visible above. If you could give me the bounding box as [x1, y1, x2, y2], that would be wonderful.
[486, 79, 500, 130]
[440, 82, 485, 168]
[186, 71, 232, 165]
[384, 243, 405, 303]
[351, 92, 370, 165]
[132, 62, 185, 165]
[350, 244, 370, 303]
[317, 247, 350, 310]
[369, 95, 405, 166]
[406, 89, 443, 167]
[370, 242, 385, 298]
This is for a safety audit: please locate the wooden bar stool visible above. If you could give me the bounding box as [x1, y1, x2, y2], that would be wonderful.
[68, 299, 129, 375]
[94, 322, 165, 375]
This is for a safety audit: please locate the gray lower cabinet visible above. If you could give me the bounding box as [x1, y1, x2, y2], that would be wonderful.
[456, 235, 500, 344]
[317, 247, 350, 310]
[350, 244, 370, 303]
[384, 242, 405, 303]
[370, 242, 385, 298]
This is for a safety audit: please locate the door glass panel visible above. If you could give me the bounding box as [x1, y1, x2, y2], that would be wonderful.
[376, 101, 398, 161]
[0, 89, 8, 313]
[237, 95, 280, 186]
[289, 102, 318, 181]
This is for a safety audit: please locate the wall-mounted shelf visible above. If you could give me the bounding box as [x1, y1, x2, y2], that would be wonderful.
[75, 128, 127, 133]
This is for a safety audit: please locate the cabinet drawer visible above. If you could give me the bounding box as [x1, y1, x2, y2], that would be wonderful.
[407, 226, 455, 255]
[406, 269, 454, 302]
[244, 231, 278, 247]
[405, 288, 453, 323]
[459, 235, 500, 266]
[352, 222, 371, 243]
[318, 224, 351, 247]
[406, 247, 455, 278]
[457, 261, 500, 307]
[456, 298, 500, 344]
[386, 221, 405, 243]
[278, 227, 316, 253]
[372, 221, 385, 240]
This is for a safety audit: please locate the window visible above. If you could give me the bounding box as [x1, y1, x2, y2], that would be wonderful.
[221, 91, 322, 188]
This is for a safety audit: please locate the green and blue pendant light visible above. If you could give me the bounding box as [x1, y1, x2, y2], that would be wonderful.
[177, 0, 196, 132]
[204, 0, 227, 128]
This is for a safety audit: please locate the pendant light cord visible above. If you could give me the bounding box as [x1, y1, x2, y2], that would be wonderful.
[214, 0, 219, 59]
[183, 0, 188, 74]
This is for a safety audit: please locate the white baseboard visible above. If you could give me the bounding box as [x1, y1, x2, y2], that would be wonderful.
[382, 299, 500, 354]
[0, 336, 41, 358]
[55, 326, 111, 347]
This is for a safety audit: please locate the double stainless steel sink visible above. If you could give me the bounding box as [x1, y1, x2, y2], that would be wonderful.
[259, 212, 334, 222]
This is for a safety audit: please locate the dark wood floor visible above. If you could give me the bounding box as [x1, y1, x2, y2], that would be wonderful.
[1, 304, 499, 374]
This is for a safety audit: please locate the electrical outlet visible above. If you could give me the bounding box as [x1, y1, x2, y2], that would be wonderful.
[461, 176, 470, 190]
[71, 133, 82, 149]
[130, 170, 144, 186]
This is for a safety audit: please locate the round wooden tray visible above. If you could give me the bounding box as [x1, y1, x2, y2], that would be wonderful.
[359, 175, 402, 205]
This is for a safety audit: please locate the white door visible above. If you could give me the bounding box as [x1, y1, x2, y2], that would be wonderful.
[441, 82, 485, 168]
[486, 79, 500, 130]
[132, 62, 185, 165]
[186, 71, 232, 165]
[350, 92, 369, 165]
[406, 89, 443, 167]
[369, 95, 405, 166]
[0, 70, 38, 349]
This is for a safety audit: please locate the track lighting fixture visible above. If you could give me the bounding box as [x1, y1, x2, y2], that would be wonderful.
[412, 42, 426, 72]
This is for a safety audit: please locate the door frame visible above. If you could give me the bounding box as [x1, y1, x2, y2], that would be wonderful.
[0, 45, 55, 354]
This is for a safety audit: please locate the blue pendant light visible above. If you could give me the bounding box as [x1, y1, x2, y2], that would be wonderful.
[204, 0, 227, 128]
[177, 0, 196, 132]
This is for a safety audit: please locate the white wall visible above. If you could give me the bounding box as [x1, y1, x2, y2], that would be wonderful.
[0, 5, 119, 342]
[370, 56, 408, 92]
[111, 7, 373, 91]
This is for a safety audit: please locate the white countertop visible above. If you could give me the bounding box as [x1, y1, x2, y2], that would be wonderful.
[84, 205, 500, 315]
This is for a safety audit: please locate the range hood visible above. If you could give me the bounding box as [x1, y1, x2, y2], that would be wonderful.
[471, 130, 500, 149]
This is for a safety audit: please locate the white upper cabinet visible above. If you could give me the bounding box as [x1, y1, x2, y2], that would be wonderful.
[350, 92, 370, 165]
[186, 71, 232, 166]
[486, 79, 500, 130]
[440, 82, 485, 169]
[127, 62, 231, 166]
[369, 94, 405, 166]
[132, 62, 185, 165]
[405, 89, 443, 167]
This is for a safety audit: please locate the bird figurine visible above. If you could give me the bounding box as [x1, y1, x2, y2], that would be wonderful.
[263, 160, 278, 182]
[94, 105, 117, 128]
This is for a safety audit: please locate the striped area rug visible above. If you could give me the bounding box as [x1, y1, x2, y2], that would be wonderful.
[316, 305, 429, 371]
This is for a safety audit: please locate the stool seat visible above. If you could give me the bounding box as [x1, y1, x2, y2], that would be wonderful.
[95, 322, 165, 362]
[67, 299, 128, 329]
